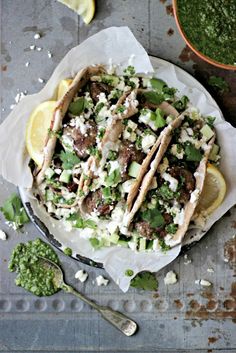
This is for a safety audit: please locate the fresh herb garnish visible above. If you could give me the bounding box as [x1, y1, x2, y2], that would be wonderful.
[143, 91, 165, 105]
[64, 247, 72, 256]
[206, 116, 216, 127]
[0, 193, 29, 229]
[153, 108, 166, 128]
[130, 271, 158, 291]
[158, 238, 171, 252]
[150, 78, 167, 92]
[116, 106, 126, 114]
[141, 208, 165, 228]
[184, 143, 202, 162]
[107, 150, 118, 161]
[68, 97, 84, 115]
[173, 95, 189, 111]
[158, 183, 175, 201]
[67, 213, 97, 230]
[165, 223, 178, 234]
[88, 146, 101, 160]
[98, 127, 105, 139]
[105, 169, 121, 187]
[95, 102, 105, 115]
[125, 269, 134, 277]
[208, 76, 229, 93]
[59, 151, 80, 170]
[123, 65, 136, 76]
[89, 237, 103, 249]
[48, 128, 62, 139]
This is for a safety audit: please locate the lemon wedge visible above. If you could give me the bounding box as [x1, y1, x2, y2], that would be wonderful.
[58, 0, 95, 24]
[196, 163, 226, 216]
[26, 101, 57, 167]
[57, 78, 73, 100]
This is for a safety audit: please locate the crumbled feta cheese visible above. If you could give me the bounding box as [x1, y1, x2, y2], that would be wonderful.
[195, 279, 212, 287]
[173, 208, 185, 226]
[38, 78, 44, 83]
[30, 45, 36, 50]
[116, 79, 125, 91]
[47, 50, 52, 58]
[54, 168, 62, 175]
[162, 172, 178, 192]
[34, 33, 41, 39]
[170, 144, 184, 159]
[142, 134, 156, 153]
[75, 116, 87, 134]
[36, 47, 42, 51]
[164, 271, 178, 285]
[157, 157, 169, 174]
[108, 160, 120, 174]
[97, 92, 107, 104]
[0, 230, 7, 241]
[75, 270, 88, 283]
[96, 275, 109, 286]
[127, 120, 138, 131]
[190, 189, 200, 203]
[25, 61, 30, 67]
[207, 268, 214, 273]
[183, 254, 192, 265]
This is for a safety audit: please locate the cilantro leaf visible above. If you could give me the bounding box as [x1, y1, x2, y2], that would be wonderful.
[165, 223, 178, 234]
[141, 208, 165, 228]
[123, 65, 136, 76]
[143, 91, 164, 105]
[150, 78, 167, 92]
[173, 95, 189, 111]
[158, 238, 171, 252]
[130, 271, 158, 291]
[68, 97, 84, 115]
[105, 169, 121, 187]
[59, 151, 80, 170]
[89, 237, 103, 249]
[184, 143, 202, 162]
[158, 184, 175, 201]
[153, 108, 166, 128]
[67, 213, 97, 230]
[0, 193, 29, 229]
[208, 76, 229, 93]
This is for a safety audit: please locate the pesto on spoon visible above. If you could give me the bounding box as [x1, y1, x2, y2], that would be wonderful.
[9, 238, 138, 336]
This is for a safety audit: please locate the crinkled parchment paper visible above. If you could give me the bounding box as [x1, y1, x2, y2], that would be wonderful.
[0, 27, 236, 292]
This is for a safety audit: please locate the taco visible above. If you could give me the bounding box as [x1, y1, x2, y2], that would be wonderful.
[124, 109, 216, 247]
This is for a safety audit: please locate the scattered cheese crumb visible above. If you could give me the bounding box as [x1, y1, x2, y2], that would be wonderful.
[207, 268, 214, 273]
[34, 33, 41, 39]
[183, 254, 192, 265]
[47, 50, 52, 58]
[75, 270, 88, 283]
[195, 279, 212, 287]
[164, 271, 178, 285]
[36, 47, 42, 51]
[0, 230, 7, 241]
[96, 275, 109, 286]
[30, 45, 36, 50]
[25, 61, 30, 67]
[38, 78, 45, 83]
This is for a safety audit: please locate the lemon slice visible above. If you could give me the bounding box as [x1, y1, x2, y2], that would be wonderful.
[58, 0, 95, 24]
[196, 163, 226, 216]
[57, 78, 73, 100]
[26, 101, 57, 167]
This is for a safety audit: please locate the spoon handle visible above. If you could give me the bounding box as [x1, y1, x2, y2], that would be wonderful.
[63, 284, 137, 336]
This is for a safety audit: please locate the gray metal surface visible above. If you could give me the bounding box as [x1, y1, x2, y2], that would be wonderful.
[1, 0, 236, 352]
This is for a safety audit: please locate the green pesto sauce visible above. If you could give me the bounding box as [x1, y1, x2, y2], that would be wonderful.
[8, 238, 60, 296]
[177, 0, 236, 65]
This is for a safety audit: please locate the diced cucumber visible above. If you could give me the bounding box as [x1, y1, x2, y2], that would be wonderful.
[45, 189, 54, 201]
[117, 240, 129, 248]
[209, 143, 220, 161]
[139, 238, 147, 251]
[122, 179, 135, 193]
[101, 238, 111, 247]
[109, 233, 120, 244]
[128, 161, 141, 178]
[200, 124, 214, 141]
[45, 167, 55, 179]
[59, 170, 71, 183]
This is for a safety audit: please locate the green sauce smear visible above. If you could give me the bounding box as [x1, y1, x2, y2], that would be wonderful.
[9, 238, 60, 296]
[177, 0, 236, 66]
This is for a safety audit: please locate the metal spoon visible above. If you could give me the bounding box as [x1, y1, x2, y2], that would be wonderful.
[38, 256, 138, 336]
